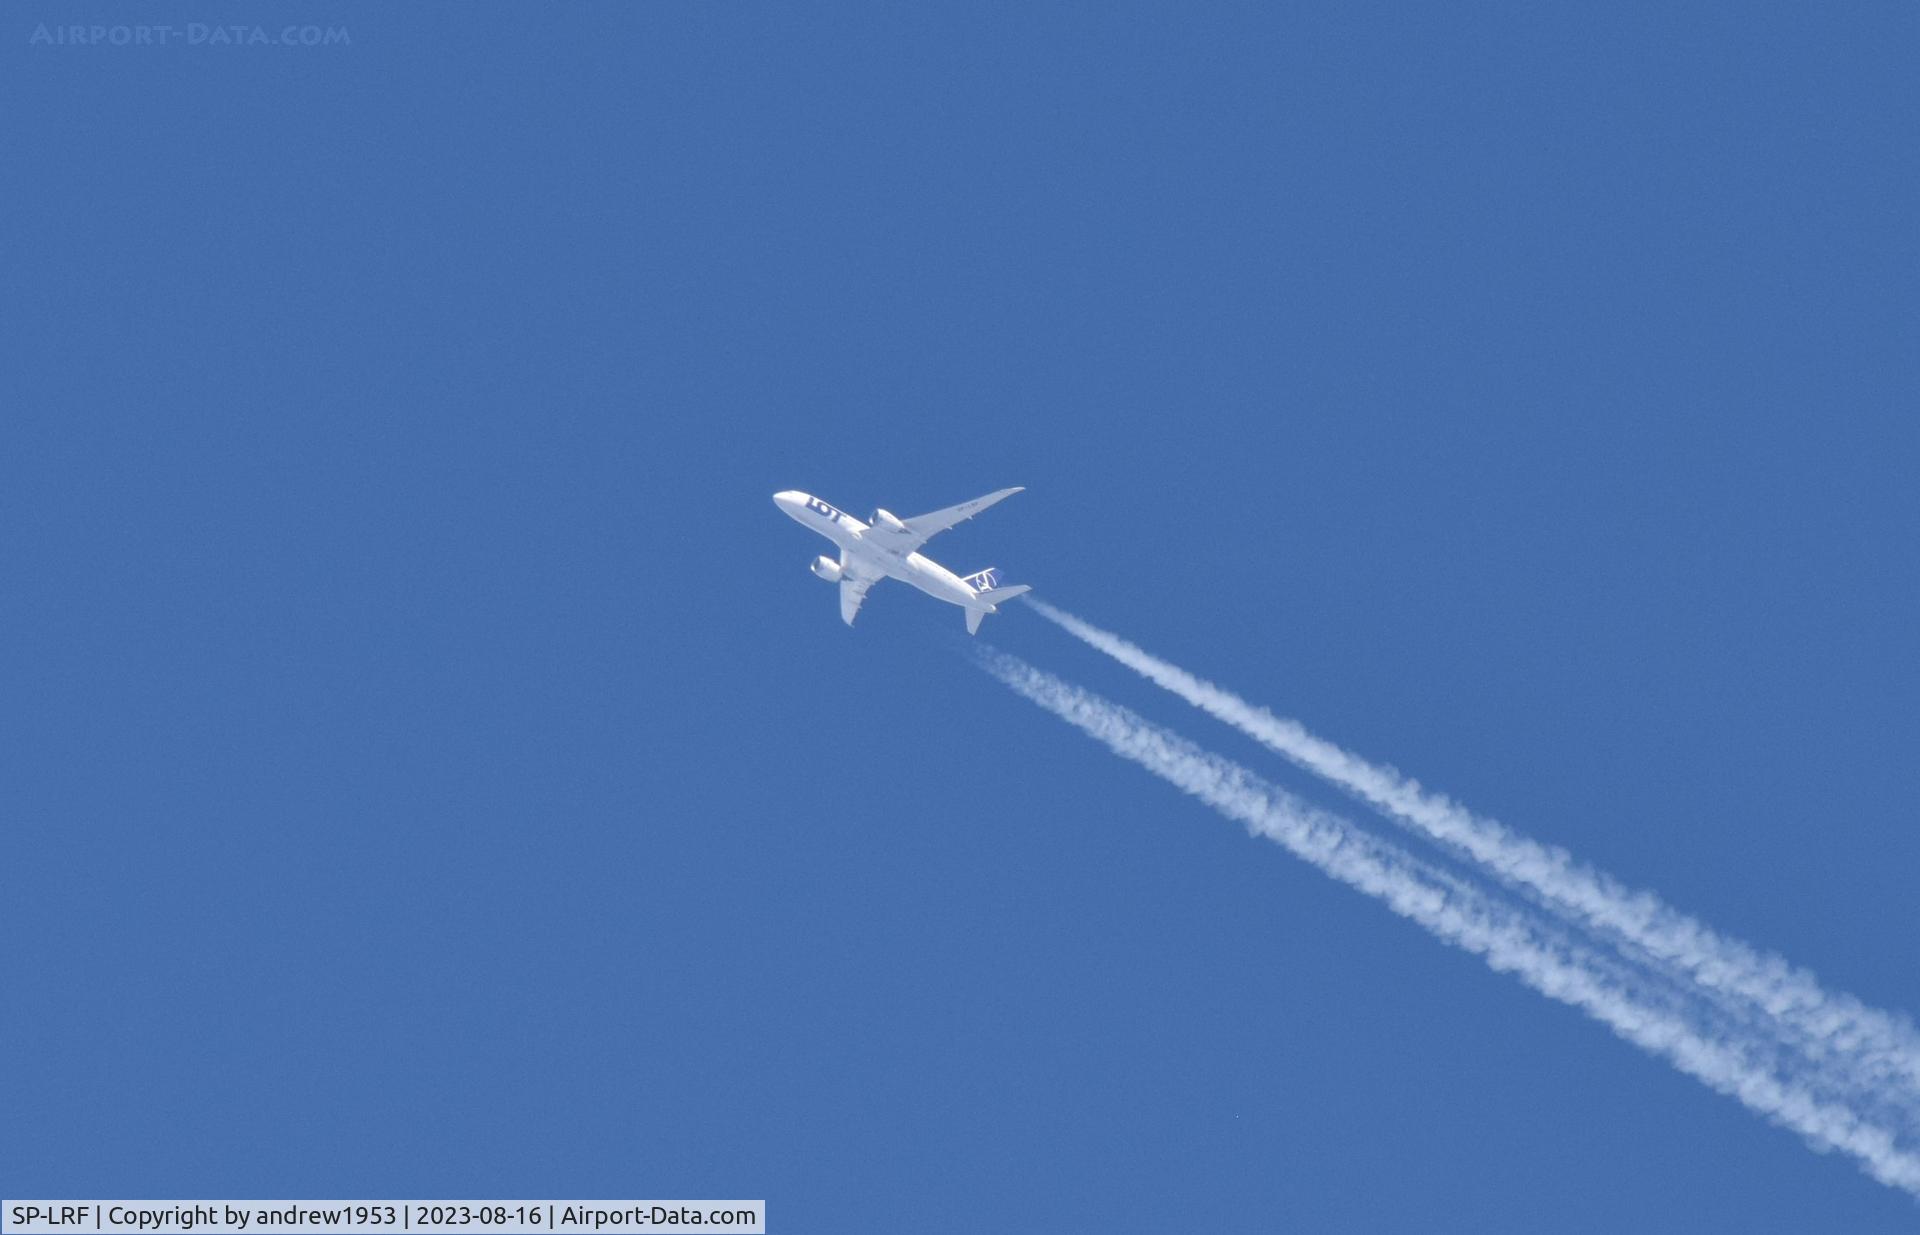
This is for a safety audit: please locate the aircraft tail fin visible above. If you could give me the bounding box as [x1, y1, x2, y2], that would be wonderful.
[959, 567, 1004, 593]
[964, 584, 1032, 635]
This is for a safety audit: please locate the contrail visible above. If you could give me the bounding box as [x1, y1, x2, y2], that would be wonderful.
[973, 646, 1920, 1196]
[1026, 598, 1920, 1107]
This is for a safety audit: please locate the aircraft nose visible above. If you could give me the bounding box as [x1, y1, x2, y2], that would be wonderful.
[772, 490, 803, 508]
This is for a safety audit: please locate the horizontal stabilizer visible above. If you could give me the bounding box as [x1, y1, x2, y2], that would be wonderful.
[964, 584, 1031, 635]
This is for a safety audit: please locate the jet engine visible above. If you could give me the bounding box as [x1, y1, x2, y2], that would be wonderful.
[871, 509, 910, 533]
[810, 555, 843, 583]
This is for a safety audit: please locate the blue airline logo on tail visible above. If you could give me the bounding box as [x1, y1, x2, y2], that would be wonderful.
[962, 567, 1001, 593]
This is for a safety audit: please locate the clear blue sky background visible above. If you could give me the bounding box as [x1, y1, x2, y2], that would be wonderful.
[7, 5, 1919, 1231]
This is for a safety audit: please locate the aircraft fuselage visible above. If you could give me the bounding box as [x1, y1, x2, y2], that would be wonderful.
[773, 490, 976, 607]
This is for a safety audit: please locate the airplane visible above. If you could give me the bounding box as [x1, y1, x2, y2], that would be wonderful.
[772, 487, 1031, 633]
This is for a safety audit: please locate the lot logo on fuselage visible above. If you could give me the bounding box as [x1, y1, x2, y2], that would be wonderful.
[805, 496, 844, 523]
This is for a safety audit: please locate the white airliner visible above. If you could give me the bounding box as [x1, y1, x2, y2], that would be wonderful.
[772, 487, 1031, 632]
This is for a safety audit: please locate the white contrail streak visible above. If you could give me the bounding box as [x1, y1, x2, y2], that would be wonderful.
[1026, 598, 1920, 1105]
[973, 646, 1920, 1196]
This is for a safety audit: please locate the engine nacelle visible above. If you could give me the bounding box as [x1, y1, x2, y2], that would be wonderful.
[871, 508, 910, 533]
[810, 555, 843, 583]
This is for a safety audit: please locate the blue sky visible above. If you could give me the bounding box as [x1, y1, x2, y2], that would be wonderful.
[6, 4, 1919, 1230]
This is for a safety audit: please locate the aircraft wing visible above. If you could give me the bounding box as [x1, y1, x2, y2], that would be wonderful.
[839, 575, 875, 626]
[884, 487, 1024, 550]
